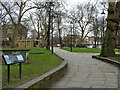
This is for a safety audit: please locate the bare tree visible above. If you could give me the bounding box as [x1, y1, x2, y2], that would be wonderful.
[68, 2, 97, 44]
[35, 8, 49, 47]
[55, 12, 63, 48]
[92, 10, 102, 48]
[29, 29, 37, 39]
[0, 1, 44, 48]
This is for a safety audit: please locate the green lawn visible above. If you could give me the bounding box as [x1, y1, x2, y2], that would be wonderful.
[61, 47, 120, 53]
[2, 47, 62, 88]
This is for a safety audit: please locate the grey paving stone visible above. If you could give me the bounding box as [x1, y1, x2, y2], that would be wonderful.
[75, 74, 88, 78]
[80, 82, 92, 88]
[105, 80, 118, 85]
[106, 85, 118, 88]
[91, 85, 107, 88]
[66, 81, 83, 88]
[89, 73, 104, 77]
[88, 80, 105, 85]
[88, 77, 105, 81]
[70, 77, 87, 82]
[50, 47, 119, 88]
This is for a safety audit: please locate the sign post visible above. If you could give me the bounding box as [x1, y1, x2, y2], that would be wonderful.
[8, 65, 10, 83]
[2, 54, 24, 83]
[19, 62, 21, 79]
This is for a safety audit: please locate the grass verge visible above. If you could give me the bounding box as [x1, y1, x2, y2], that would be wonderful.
[2, 47, 62, 88]
[61, 47, 120, 53]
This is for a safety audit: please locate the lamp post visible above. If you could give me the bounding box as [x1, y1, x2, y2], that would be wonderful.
[101, 10, 105, 43]
[50, 2, 54, 54]
[70, 21, 73, 52]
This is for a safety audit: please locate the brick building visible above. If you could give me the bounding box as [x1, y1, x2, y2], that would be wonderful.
[18, 40, 42, 47]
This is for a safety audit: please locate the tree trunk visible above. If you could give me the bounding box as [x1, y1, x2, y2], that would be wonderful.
[11, 25, 18, 48]
[37, 20, 40, 39]
[94, 37, 97, 48]
[58, 29, 62, 48]
[115, 1, 120, 49]
[100, 2, 117, 57]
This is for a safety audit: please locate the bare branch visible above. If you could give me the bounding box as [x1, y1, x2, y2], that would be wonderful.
[0, 1, 15, 25]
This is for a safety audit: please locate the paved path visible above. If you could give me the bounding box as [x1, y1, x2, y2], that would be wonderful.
[50, 47, 119, 88]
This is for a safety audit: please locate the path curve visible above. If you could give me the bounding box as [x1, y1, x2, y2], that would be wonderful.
[51, 47, 119, 88]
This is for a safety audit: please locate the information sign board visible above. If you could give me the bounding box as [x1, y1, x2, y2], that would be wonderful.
[2, 54, 24, 65]
[2, 53, 24, 83]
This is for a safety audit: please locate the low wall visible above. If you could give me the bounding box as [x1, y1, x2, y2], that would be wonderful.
[92, 55, 120, 66]
[16, 58, 68, 89]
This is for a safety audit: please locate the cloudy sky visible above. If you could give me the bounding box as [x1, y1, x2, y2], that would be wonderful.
[1, 0, 108, 37]
[62, 0, 107, 12]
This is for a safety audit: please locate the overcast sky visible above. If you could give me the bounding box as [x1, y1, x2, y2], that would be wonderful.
[62, 0, 107, 13]
[1, 0, 108, 37]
